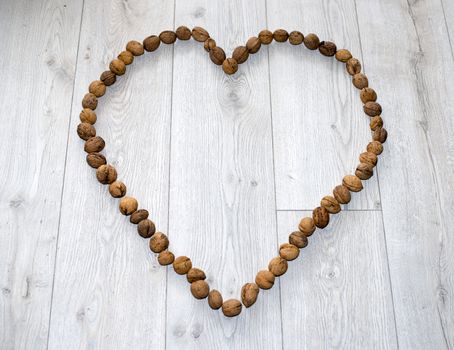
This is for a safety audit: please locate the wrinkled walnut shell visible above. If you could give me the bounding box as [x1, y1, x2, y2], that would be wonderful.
[268, 256, 288, 276]
[289, 231, 308, 249]
[320, 195, 341, 214]
[298, 217, 316, 236]
[190, 280, 209, 299]
[313, 206, 330, 228]
[138, 219, 156, 238]
[149, 232, 168, 253]
[173, 256, 192, 275]
[186, 268, 206, 283]
[255, 270, 275, 289]
[342, 175, 363, 192]
[279, 243, 300, 261]
[222, 299, 242, 317]
[333, 185, 351, 204]
[208, 289, 223, 309]
[241, 283, 259, 308]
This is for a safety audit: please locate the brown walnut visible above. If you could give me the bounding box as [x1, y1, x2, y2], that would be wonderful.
[96, 164, 117, 184]
[241, 283, 259, 308]
[222, 299, 242, 317]
[149, 232, 169, 253]
[173, 256, 192, 275]
[255, 270, 275, 289]
[342, 175, 363, 192]
[279, 243, 300, 261]
[289, 231, 308, 249]
[268, 256, 288, 276]
[313, 206, 330, 228]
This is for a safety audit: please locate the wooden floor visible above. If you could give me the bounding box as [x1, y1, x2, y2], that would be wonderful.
[1, 0, 453, 349]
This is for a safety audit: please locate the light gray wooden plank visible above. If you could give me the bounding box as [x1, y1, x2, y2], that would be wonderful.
[0, 0, 83, 349]
[277, 211, 397, 349]
[356, 0, 454, 348]
[441, 0, 454, 54]
[166, 0, 283, 348]
[267, 0, 380, 211]
[47, 0, 174, 349]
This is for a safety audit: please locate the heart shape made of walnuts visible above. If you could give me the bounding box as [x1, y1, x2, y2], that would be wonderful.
[77, 26, 387, 318]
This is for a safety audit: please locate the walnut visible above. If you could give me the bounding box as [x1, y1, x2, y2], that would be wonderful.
[118, 50, 134, 65]
[232, 46, 249, 64]
[96, 164, 117, 184]
[175, 26, 191, 40]
[255, 270, 275, 289]
[222, 299, 242, 317]
[208, 290, 223, 309]
[364, 101, 382, 116]
[355, 163, 374, 180]
[246, 36, 261, 53]
[320, 195, 341, 214]
[313, 206, 330, 228]
[173, 256, 192, 275]
[157, 250, 175, 265]
[100, 70, 116, 86]
[319, 41, 337, 56]
[80, 108, 97, 124]
[149, 232, 169, 253]
[159, 30, 177, 44]
[367, 141, 383, 155]
[209, 46, 226, 65]
[352, 73, 368, 89]
[126, 40, 144, 56]
[84, 136, 105, 153]
[191, 27, 209, 42]
[333, 185, 351, 204]
[109, 59, 126, 76]
[346, 58, 361, 75]
[279, 243, 300, 261]
[335, 49, 352, 63]
[130, 209, 149, 224]
[303, 33, 320, 50]
[273, 29, 289, 42]
[289, 231, 308, 249]
[77, 122, 96, 140]
[186, 268, 206, 283]
[86, 153, 106, 169]
[82, 93, 98, 110]
[138, 219, 156, 238]
[190, 280, 209, 299]
[143, 35, 160, 52]
[360, 87, 377, 103]
[298, 217, 316, 236]
[342, 175, 363, 192]
[241, 283, 259, 308]
[119, 196, 138, 215]
[222, 58, 238, 75]
[268, 256, 288, 276]
[288, 31, 304, 45]
[108, 181, 126, 198]
[88, 80, 106, 97]
[258, 29, 273, 44]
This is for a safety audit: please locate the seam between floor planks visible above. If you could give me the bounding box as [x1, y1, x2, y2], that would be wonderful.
[352, 0, 401, 344]
[45, 2, 87, 348]
[164, 1, 177, 349]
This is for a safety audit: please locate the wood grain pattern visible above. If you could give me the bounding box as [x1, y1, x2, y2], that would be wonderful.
[442, 0, 454, 49]
[356, 0, 454, 348]
[2, 0, 454, 348]
[0, 0, 83, 349]
[47, 0, 174, 349]
[166, 0, 283, 348]
[267, 0, 380, 211]
[277, 211, 398, 349]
